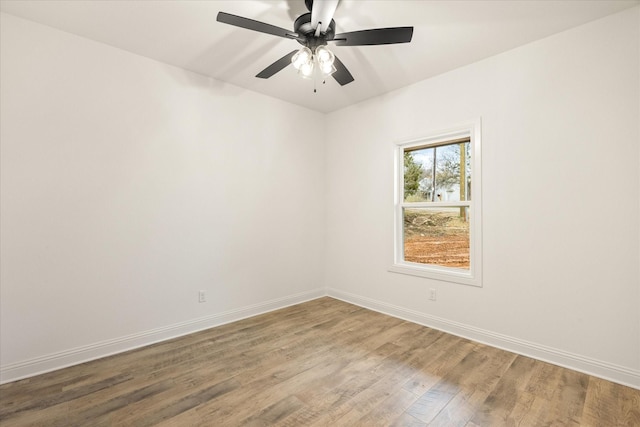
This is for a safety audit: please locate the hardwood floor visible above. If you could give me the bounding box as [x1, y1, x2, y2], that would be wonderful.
[1, 297, 638, 426]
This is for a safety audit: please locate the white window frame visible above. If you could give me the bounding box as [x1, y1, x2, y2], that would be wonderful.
[390, 119, 482, 287]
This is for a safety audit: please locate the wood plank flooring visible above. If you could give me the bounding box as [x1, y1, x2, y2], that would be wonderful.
[1, 297, 638, 426]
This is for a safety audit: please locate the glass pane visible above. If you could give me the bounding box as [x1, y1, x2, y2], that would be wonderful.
[403, 207, 470, 269]
[404, 141, 471, 202]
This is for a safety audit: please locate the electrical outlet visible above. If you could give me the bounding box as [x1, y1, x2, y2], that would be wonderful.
[429, 289, 437, 301]
[198, 290, 206, 303]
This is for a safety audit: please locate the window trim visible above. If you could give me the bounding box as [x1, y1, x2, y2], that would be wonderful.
[390, 119, 482, 287]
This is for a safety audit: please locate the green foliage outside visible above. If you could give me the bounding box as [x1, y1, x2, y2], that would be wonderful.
[403, 152, 424, 199]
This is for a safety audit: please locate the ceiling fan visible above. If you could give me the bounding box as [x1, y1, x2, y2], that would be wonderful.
[216, 0, 413, 87]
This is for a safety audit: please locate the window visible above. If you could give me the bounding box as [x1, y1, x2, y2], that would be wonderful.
[390, 120, 482, 287]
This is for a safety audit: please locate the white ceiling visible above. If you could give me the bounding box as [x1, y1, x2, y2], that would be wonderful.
[1, 0, 637, 113]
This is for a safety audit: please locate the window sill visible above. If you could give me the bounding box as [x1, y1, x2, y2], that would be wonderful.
[389, 262, 482, 287]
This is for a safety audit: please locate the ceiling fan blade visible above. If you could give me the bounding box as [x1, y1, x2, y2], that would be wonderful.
[332, 55, 354, 86]
[310, 0, 340, 35]
[334, 27, 413, 46]
[217, 12, 299, 39]
[256, 50, 298, 79]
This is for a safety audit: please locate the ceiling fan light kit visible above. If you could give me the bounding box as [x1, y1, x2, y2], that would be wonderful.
[292, 44, 336, 79]
[216, 0, 413, 88]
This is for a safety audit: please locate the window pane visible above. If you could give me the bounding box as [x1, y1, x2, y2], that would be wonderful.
[404, 141, 471, 202]
[403, 207, 470, 269]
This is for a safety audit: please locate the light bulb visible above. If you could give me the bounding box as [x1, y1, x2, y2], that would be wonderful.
[315, 46, 335, 66]
[319, 61, 336, 77]
[299, 61, 314, 78]
[291, 47, 312, 70]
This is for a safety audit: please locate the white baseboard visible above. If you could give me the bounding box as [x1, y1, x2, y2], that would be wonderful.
[326, 287, 640, 390]
[0, 288, 325, 384]
[4, 287, 639, 390]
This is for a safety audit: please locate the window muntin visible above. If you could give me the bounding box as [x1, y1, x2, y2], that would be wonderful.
[392, 121, 482, 287]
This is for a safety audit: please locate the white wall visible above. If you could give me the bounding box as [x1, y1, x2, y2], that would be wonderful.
[0, 13, 325, 382]
[325, 7, 640, 387]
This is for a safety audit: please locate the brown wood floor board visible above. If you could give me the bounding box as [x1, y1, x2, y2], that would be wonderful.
[543, 368, 589, 425]
[467, 354, 540, 426]
[192, 318, 398, 425]
[242, 395, 308, 427]
[353, 388, 419, 426]
[327, 361, 423, 426]
[0, 372, 133, 420]
[507, 361, 570, 425]
[406, 344, 501, 423]
[273, 343, 411, 426]
[582, 376, 640, 426]
[390, 412, 428, 427]
[1, 297, 639, 426]
[401, 334, 476, 397]
[286, 344, 420, 425]
[300, 333, 471, 425]
[125, 377, 241, 427]
[182, 344, 358, 421]
[426, 347, 517, 426]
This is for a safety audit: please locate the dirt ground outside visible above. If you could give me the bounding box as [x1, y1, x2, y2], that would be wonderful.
[403, 209, 470, 268]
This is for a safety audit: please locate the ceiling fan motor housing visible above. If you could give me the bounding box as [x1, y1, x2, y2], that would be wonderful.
[294, 12, 335, 50]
